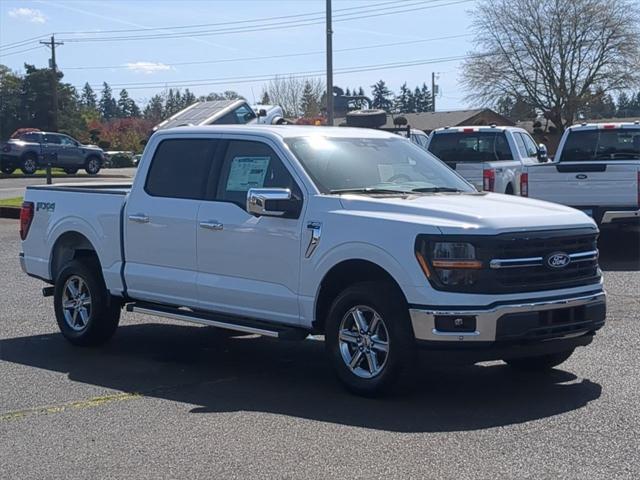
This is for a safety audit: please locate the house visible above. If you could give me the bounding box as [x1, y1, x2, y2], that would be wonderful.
[382, 108, 515, 133]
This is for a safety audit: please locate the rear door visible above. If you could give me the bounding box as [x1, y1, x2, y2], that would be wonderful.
[196, 137, 305, 325]
[58, 135, 84, 167]
[527, 126, 640, 209]
[42, 134, 63, 166]
[124, 137, 219, 307]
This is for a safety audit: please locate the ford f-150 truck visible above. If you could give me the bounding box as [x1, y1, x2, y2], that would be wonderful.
[19, 125, 606, 395]
[426, 125, 547, 195]
[523, 122, 640, 226]
[1, 131, 105, 175]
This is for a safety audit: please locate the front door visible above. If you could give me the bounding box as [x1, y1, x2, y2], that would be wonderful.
[196, 138, 305, 325]
[58, 135, 84, 167]
[124, 137, 219, 308]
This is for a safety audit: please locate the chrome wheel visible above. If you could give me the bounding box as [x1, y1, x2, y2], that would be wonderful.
[61, 275, 92, 331]
[22, 157, 37, 174]
[338, 305, 390, 379]
[86, 158, 99, 174]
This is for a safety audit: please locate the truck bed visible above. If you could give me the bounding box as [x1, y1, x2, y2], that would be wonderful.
[27, 182, 132, 195]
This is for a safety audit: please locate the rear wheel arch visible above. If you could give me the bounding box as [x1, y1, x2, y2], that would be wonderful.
[313, 259, 408, 334]
[50, 231, 101, 282]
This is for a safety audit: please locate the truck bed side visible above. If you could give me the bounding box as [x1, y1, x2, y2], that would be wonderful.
[21, 183, 131, 295]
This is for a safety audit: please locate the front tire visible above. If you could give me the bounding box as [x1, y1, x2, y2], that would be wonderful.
[325, 281, 414, 396]
[54, 259, 120, 346]
[504, 349, 574, 371]
[85, 156, 101, 175]
[21, 154, 38, 175]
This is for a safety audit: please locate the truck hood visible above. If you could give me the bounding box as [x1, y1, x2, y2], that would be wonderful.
[338, 192, 596, 234]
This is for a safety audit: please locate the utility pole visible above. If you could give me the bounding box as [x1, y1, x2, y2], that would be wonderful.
[431, 72, 437, 112]
[326, 0, 334, 126]
[39, 35, 63, 185]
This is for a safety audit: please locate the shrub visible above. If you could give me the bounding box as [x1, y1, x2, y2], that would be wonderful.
[109, 153, 134, 168]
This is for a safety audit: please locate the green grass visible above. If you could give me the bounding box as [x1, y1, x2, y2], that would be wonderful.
[6, 168, 88, 177]
[0, 197, 23, 208]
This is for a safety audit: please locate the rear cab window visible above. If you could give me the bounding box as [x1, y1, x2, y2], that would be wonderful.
[428, 131, 513, 163]
[145, 138, 219, 200]
[558, 128, 640, 162]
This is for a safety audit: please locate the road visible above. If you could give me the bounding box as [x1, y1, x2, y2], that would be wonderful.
[0, 168, 136, 199]
[0, 219, 638, 479]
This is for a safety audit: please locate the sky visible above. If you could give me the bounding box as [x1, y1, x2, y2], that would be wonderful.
[0, 0, 479, 110]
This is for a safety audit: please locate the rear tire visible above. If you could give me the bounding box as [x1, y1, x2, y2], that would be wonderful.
[64, 168, 79, 175]
[345, 109, 388, 129]
[504, 349, 574, 371]
[54, 259, 120, 346]
[1, 166, 16, 175]
[325, 281, 414, 396]
[21, 153, 38, 175]
[85, 156, 101, 175]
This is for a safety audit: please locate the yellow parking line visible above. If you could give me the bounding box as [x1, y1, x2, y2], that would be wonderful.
[0, 392, 142, 422]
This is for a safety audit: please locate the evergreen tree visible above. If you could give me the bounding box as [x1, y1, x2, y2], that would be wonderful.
[143, 94, 165, 123]
[300, 81, 320, 118]
[260, 90, 271, 105]
[117, 89, 138, 118]
[80, 82, 97, 110]
[419, 83, 432, 112]
[182, 89, 196, 108]
[394, 83, 411, 113]
[370, 80, 393, 111]
[99, 82, 118, 120]
[617, 92, 632, 117]
[345, 87, 351, 97]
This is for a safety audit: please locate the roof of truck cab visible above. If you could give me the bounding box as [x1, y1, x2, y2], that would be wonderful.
[568, 121, 640, 130]
[154, 124, 401, 139]
[431, 125, 528, 134]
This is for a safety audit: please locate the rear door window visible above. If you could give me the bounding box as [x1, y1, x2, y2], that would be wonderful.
[145, 139, 219, 200]
[558, 128, 640, 161]
[44, 134, 62, 145]
[428, 131, 512, 162]
[20, 132, 41, 142]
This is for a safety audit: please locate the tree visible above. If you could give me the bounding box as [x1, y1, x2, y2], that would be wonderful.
[300, 81, 321, 118]
[117, 89, 140, 118]
[0, 65, 22, 139]
[259, 90, 271, 105]
[80, 83, 97, 111]
[462, 0, 640, 130]
[418, 83, 432, 112]
[616, 91, 632, 117]
[394, 83, 412, 113]
[266, 76, 323, 117]
[143, 94, 165, 123]
[370, 80, 393, 111]
[182, 88, 196, 109]
[582, 87, 617, 119]
[99, 82, 118, 120]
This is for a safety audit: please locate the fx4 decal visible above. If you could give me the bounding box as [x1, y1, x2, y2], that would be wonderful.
[36, 202, 55, 213]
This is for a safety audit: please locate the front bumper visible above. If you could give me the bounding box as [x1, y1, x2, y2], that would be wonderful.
[410, 290, 606, 343]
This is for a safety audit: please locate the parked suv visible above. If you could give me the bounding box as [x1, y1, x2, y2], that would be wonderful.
[0, 131, 105, 175]
[425, 125, 547, 195]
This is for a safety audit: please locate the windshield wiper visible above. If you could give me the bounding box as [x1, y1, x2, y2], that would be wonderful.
[594, 152, 640, 159]
[329, 187, 410, 195]
[410, 187, 465, 193]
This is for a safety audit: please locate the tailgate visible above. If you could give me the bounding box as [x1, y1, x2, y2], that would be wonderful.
[527, 162, 638, 207]
[444, 162, 483, 190]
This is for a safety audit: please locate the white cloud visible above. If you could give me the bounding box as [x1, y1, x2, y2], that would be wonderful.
[8, 7, 46, 24]
[125, 62, 172, 74]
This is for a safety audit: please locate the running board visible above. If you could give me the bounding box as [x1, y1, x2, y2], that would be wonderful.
[125, 302, 309, 340]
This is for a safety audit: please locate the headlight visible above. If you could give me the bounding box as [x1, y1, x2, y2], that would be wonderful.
[415, 240, 483, 287]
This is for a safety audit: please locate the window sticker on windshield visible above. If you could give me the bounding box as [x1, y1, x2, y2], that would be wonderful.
[226, 156, 270, 191]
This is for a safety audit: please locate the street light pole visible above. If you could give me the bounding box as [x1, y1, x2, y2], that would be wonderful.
[40, 35, 63, 185]
[326, 0, 334, 126]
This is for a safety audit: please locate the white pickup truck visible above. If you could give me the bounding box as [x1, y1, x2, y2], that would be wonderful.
[19, 125, 606, 395]
[523, 122, 640, 226]
[425, 125, 547, 195]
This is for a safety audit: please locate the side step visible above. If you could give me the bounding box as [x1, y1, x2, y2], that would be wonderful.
[125, 302, 309, 341]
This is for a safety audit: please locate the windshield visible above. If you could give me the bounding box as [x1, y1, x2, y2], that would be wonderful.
[559, 128, 640, 161]
[284, 136, 475, 194]
[428, 131, 513, 163]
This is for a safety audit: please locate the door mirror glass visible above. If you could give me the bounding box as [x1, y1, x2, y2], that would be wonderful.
[537, 143, 548, 162]
[247, 188, 299, 217]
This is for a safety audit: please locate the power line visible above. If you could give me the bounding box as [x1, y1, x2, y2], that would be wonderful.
[0, 45, 47, 58]
[0, 34, 50, 52]
[58, 0, 472, 43]
[55, 0, 407, 35]
[61, 33, 471, 70]
[78, 52, 490, 91]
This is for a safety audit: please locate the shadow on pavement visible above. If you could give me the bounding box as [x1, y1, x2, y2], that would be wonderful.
[598, 227, 640, 271]
[0, 323, 601, 432]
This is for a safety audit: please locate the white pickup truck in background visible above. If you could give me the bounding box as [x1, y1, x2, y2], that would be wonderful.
[523, 122, 640, 226]
[19, 125, 606, 395]
[425, 125, 547, 195]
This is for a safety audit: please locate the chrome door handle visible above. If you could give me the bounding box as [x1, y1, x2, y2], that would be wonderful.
[199, 221, 223, 231]
[128, 214, 149, 223]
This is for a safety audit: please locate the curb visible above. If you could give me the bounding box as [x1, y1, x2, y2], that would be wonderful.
[0, 206, 20, 219]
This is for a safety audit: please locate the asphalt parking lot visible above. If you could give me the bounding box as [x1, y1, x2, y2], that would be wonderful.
[0, 219, 638, 479]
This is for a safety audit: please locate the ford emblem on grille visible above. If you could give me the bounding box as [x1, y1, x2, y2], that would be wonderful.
[545, 252, 571, 269]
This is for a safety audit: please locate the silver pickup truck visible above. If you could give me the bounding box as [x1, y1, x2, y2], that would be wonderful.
[1, 131, 105, 175]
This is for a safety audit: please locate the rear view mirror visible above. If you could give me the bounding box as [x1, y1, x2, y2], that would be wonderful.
[258, 109, 267, 117]
[537, 144, 548, 162]
[247, 188, 301, 218]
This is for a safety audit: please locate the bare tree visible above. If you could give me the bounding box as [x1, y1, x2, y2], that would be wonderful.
[265, 76, 324, 117]
[462, 0, 640, 130]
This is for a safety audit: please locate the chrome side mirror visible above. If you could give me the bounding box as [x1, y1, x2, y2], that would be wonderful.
[247, 188, 299, 218]
[537, 144, 548, 162]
